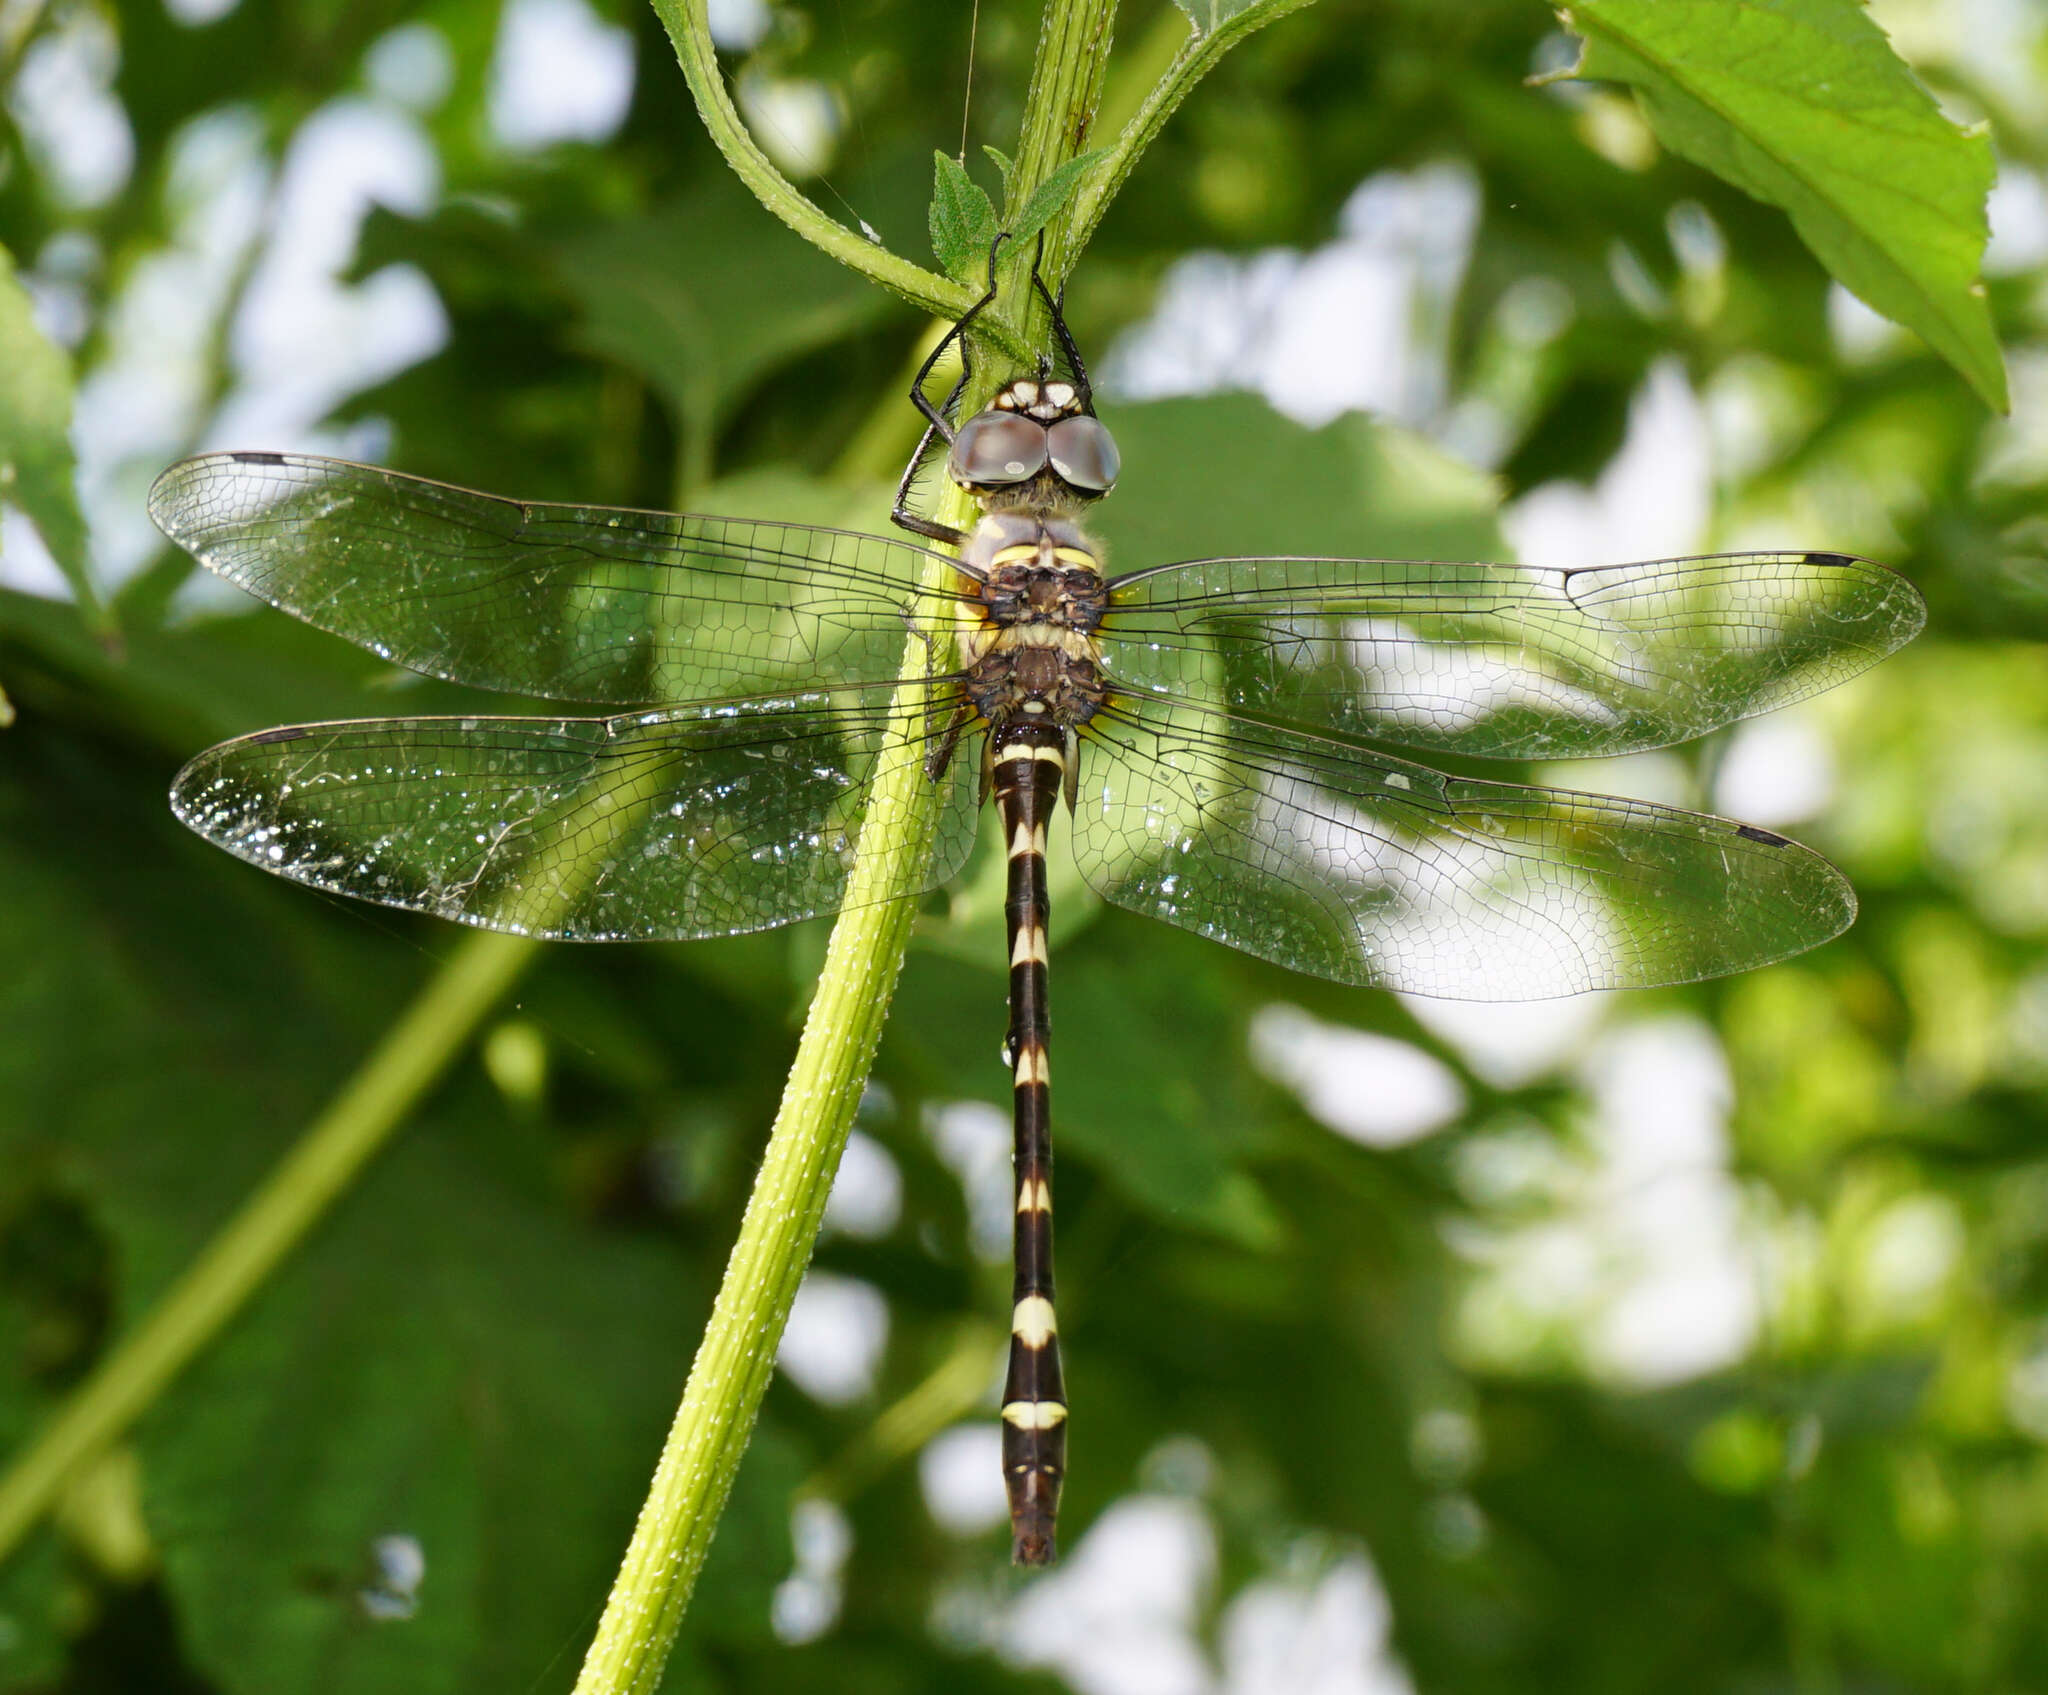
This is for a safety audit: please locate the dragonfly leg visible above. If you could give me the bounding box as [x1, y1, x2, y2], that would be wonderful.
[890, 471, 968, 547]
[906, 233, 1009, 441]
[921, 699, 980, 784]
[892, 235, 1014, 545]
[1032, 260, 1093, 407]
[893, 363, 968, 543]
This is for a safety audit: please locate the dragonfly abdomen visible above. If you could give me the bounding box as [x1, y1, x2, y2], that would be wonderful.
[991, 720, 1069, 1566]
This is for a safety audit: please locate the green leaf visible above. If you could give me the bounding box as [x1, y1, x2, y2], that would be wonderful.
[1558, 0, 2007, 411]
[141, 1124, 764, 1695]
[552, 175, 892, 481]
[1007, 146, 1113, 251]
[0, 1274, 64, 1685]
[0, 247, 97, 613]
[1169, 0, 1303, 40]
[0, 1533, 64, 1684]
[891, 934, 1284, 1249]
[928, 151, 999, 285]
[0, 726, 796, 1692]
[981, 145, 1014, 194]
[1091, 390, 1508, 566]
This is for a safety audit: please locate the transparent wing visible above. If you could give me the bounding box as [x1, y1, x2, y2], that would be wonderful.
[149, 453, 962, 705]
[170, 691, 981, 941]
[1069, 696, 1855, 1000]
[1099, 552, 1924, 759]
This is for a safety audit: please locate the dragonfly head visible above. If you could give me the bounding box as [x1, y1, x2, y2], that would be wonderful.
[948, 378, 1120, 510]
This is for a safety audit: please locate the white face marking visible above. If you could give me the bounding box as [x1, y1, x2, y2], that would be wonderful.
[1011, 1295, 1058, 1346]
[1044, 381, 1076, 409]
[1011, 924, 1048, 966]
[1016, 1177, 1051, 1212]
[1002, 1400, 1068, 1430]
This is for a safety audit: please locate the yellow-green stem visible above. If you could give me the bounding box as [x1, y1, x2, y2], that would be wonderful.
[1068, 0, 1321, 256]
[0, 931, 536, 1562]
[572, 429, 986, 1688]
[570, 10, 1125, 1683]
[1009, 0, 1118, 296]
[642, 0, 970, 328]
[570, 746, 951, 1690]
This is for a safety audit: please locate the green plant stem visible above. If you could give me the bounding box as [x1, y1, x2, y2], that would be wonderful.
[1008, 0, 1118, 293]
[642, 0, 966, 324]
[570, 740, 951, 1691]
[571, 2, 1123, 1677]
[571, 456, 981, 1689]
[1069, 0, 1321, 256]
[0, 931, 536, 1563]
[572, 379, 991, 1695]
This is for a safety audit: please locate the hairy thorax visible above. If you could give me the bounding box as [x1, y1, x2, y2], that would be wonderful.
[958, 512, 1110, 729]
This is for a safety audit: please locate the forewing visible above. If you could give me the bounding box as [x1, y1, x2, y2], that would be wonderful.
[170, 693, 981, 941]
[149, 453, 957, 704]
[1069, 698, 1855, 1000]
[1100, 552, 1924, 758]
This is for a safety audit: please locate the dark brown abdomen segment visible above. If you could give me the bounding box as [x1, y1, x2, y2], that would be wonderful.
[990, 720, 1068, 1564]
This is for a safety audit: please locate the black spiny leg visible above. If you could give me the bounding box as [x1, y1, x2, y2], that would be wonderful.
[921, 699, 979, 783]
[1032, 263, 1093, 408]
[890, 461, 968, 546]
[892, 234, 1010, 546]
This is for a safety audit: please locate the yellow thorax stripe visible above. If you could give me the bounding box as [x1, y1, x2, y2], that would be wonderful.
[988, 543, 1103, 572]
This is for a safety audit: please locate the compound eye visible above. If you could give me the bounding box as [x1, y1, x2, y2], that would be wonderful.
[949, 413, 1049, 486]
[1046, 415, 1120, 492]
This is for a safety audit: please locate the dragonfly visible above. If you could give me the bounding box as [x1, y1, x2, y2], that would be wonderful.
[151, 270, 1924, 1566]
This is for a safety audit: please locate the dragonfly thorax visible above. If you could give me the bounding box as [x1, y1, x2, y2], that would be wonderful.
[957, 512, 1110, 731]
[962, 637, 1108, 731]
[964, 514, 1108, 629]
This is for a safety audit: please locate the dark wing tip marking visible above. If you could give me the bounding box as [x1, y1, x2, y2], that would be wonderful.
[1735, 823, 1791, 846]
[230, 450, 291, 467]
[249, 725, 311, 744]
[1802, 551, 1854, 568]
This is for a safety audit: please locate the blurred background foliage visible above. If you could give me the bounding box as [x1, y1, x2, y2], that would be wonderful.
[3, 0, 2048, 1689]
